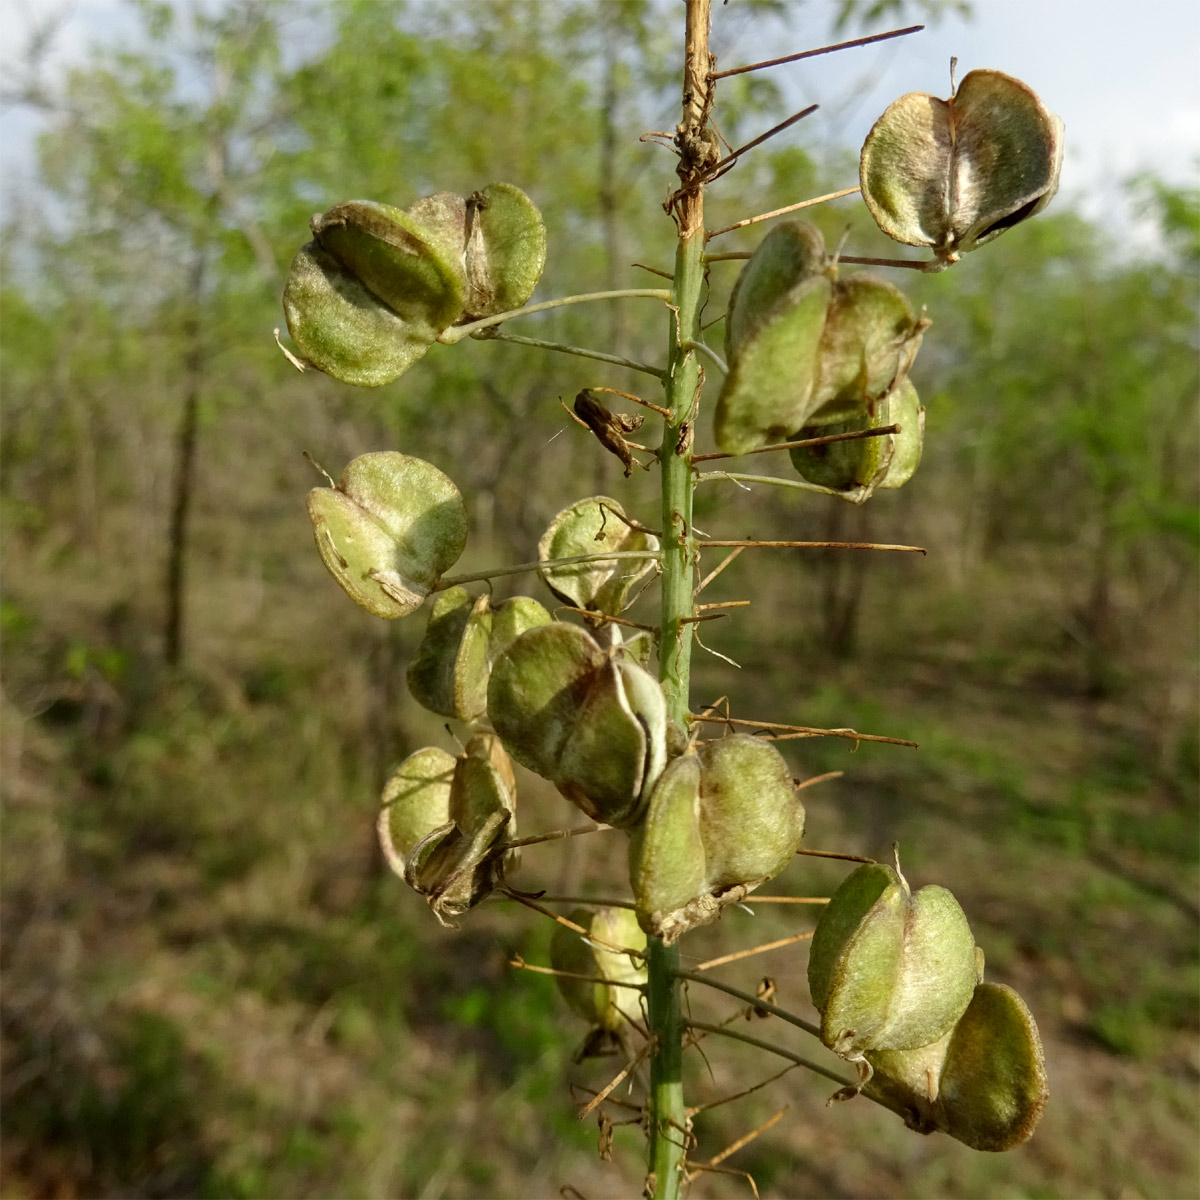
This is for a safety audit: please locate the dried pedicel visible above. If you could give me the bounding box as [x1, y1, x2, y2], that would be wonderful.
[551, 907, 647, 1033]
[307, 452, 468, 619]
[865, 982, 1049, 1152]
[487, 623, 667, 826]
[860, 67, 1064, 267]
[630, 734, 806, 943]
[537, 496, 659, 617]
[807, 860, 978, 1060]
[378, 734, 516, 924]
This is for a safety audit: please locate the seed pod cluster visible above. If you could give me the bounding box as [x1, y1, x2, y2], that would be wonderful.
[714, 222, 927, 493]
[378, 734, 517, 924]
[629, 735, 806, 943]
[284, 183, 546, 386]
[487, 623, 668, 827]
[550, 907, 647, 1034]
[860, 68, 1063, 268]
[407, 589, 552, 721]
[307, 451, 469, 619]
[809, 861, 1048, 1150]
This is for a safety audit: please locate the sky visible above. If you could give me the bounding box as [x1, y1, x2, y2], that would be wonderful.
[1, 0, 1198, 239]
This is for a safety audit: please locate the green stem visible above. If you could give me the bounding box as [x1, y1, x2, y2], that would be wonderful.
[437, 289, 672, 343]
[645, 3, 711, 1193]
[467, 329, 665, 378]
[681, 339, 727, 376]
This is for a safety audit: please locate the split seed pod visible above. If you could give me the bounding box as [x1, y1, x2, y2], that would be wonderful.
[487, 623, 667, 827]
[630, 734, 806, 943]
[790, 378, 925, 500]
[550, 907, 647, 1033]
[807, 861, 978, 1060]
[865, 982, 1049, 1152]
[307, 452, 468, 619]
[860, 68, 1064, 267]
[407, 590, 552, 722]
[537, 496, 659, 617]
[378, 733, 517, 924]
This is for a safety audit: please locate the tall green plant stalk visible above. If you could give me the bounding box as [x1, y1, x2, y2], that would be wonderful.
[645, 2, 711, 1194]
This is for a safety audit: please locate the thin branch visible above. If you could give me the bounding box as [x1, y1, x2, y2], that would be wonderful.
[741, 896, 829, 904]
[686, 1021, 851, 1090]
[555, 605, 657, 633]
[434, 548, 661, 591]
[508, 954, 647, 991]
[697, 471, 871, 501]
[530, 894, 639, 910]
[676, 970, 822, 1040]
[704, 1107, 786, 1168]
[796, 848, 877, 864]
[685, 1062, 798, 1117]
[681, 339, 728, 376]
[710, 25, 924, 79]
[588, 386, 673, 418]
[707, 105, 818, 178]
[838, 254, 939, 271]
[633, 261, 675, 280]
[706, 187, 861, 240]
[690, 712, 918, 749]
[498, 887, 645, 958]
[692, 425, 898, 462]
[697, 538, 925, 555]
[579, 1040, 655, 1119]
[499, 824, 614, 851]
[693, 932, 813, 973]
[439, 289, 672, 343]
[467, 329, 665, 378]
[694, 546, 744, 595]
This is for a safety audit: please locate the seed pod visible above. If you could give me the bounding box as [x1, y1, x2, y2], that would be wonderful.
[808, 862, 978, 1059]
[312, 200, 465, 331]
[860, 68, 1064, 267]
[407, 588, 494, 721]
[864, 982, 1048, 1152]
[551, 907, 647, 1032]
[487, 596, 554, 663]
[725, 221, 828, 362]
[698, 734, 806, 889]
[714, 239, 832, 455]
[630, 735, 805, 943]
[378, 735, 517, 924]
[282, 242, 438, 387]
[487, 623, 667, 826]
[629, 753, 706, 925]
[808, 274, 927, 424]
[307, 452, 469, 619]
[537, 497, 658, 616]
[462, 183, 547, 318]
[790, 378, 925, 499]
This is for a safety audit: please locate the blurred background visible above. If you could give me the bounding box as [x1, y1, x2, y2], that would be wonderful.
[1, 1, 1197, 1197]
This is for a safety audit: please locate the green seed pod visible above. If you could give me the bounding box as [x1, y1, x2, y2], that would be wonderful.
[551, 907, 647, 1033]
[936, 982, 1048, 1151]
[697, 734, 805, 890]
[306, 452, 469, 619]
[860, 68, 1064, 267]
[629, 753, 706, 931]
[864, 982, 1048, 1152]
[488, 596, 553, 663]
[463, 183, 547, 318]
[714, 272, 832, 456]
[312, 200, 465, 331]
[282, 242, 437, 387]
[808, 273, 927, 424]
[377, 746, 456, 879]
[377, 736, 516, 924]
[725, 221, 828, 362]
[407, 588, 493, 720]
[487, 622, 606, 780]
[537, 497, 658, 616]
[630, 736, 804, 943]
[790, 378, 925, 498]
[808, 862, 978, 1059]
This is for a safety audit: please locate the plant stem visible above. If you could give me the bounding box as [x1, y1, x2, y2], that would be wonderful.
[437, 288, 671, 343]
[645, 4, 711, 1197]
